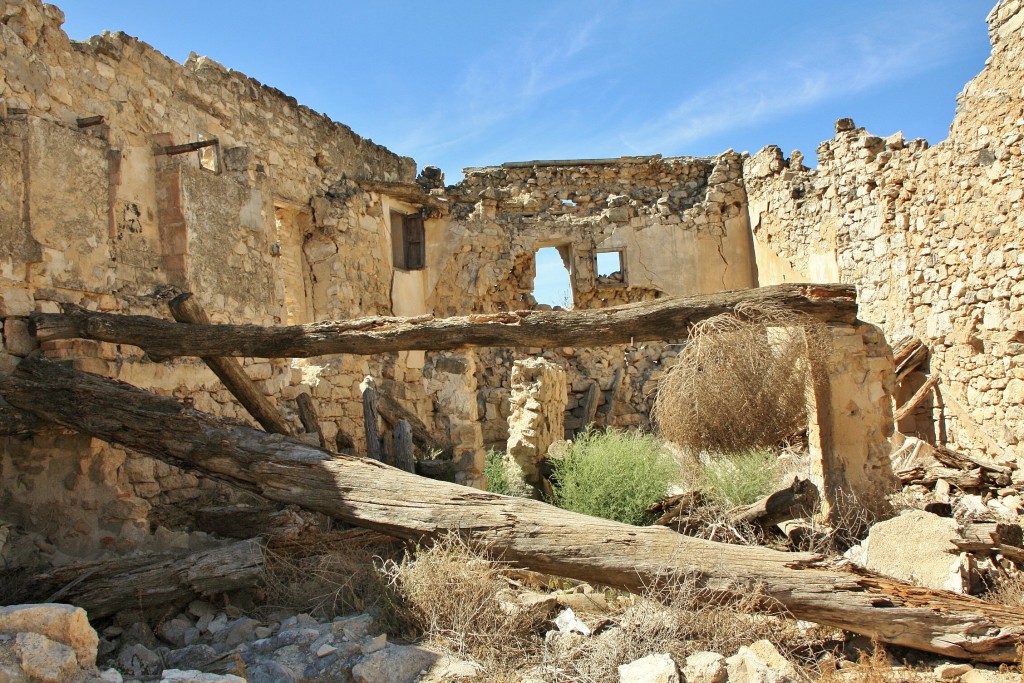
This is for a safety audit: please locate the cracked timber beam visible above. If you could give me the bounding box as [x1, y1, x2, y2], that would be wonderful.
[29, 284, 857, 359]
[3, 355, 1023, 662]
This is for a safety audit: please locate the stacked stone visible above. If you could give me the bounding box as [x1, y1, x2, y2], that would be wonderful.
[742, 0, 1024, 467]
[505, 358, 567, 490]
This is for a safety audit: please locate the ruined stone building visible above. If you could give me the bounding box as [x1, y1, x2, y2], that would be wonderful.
[0, 0, 1022, 556]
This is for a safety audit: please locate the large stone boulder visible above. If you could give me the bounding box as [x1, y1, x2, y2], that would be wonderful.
[861, 510, 961, 589]
[0, 603, 98, 668]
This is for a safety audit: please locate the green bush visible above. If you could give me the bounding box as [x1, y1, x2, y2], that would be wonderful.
[700, 449, 778, 507]
[484, 449, 530, 497]
[549, 429, 680, 526]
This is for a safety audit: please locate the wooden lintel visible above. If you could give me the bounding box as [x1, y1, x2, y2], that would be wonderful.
[76, 115, 105, 128]
[159, 139, 219, 156]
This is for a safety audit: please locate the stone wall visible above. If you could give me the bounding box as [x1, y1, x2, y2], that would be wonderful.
[743, 0, 1024, 466]
[2, 0, 1023, 558]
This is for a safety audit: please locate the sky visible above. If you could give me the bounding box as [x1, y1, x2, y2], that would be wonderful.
[55, 0, 995, 305]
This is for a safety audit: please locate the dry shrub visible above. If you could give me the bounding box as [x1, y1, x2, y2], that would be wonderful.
[543, 575, 810, 683]
[987, 573, 1024, 609]
[381, 533, 548, 676]
[817, 644, 932, 683]
[258, 529, 403, 620]
[653, 304, 830, 454]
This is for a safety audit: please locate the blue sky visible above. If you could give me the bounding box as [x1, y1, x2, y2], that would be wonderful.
[56, 1, 995, 305]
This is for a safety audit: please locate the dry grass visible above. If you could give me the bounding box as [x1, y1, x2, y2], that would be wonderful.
[378, 534, 826, 682]
[653, 305, 829, 454]
[542, 575, 811, 683]
[817, 645, 932, 683]
[257, 529, 404, 620]
[380, 534, 548, 677]
[986, 573, 1024, 609]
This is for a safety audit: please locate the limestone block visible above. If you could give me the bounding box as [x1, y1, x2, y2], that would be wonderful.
[9, 632, 79, 683]
[682, 651, 727, 683]
[0, 288, 34, 317]
[0, 604, 98, 667]
[617, 652, 679, 683]
[862, 510, 961, 590]
[2, 318, 36, 356]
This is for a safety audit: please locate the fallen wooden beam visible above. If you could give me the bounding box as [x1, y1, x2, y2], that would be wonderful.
[29, 283, 857, 358]
[4, 356, 1023, 662]
[0, 395, 43, 436]
[169, 292, 292, 435]
[895, 374, 938, 422]
[892, 336, 929, 382]
[11, 538, 263, 619]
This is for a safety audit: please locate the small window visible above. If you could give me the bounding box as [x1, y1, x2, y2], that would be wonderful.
[595, 250, 625, 286]
[391, 210, 425, 270]
[197, 132, 220, 173]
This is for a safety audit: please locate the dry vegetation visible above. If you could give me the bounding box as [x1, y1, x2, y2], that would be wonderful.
[653, 305, 829, 454]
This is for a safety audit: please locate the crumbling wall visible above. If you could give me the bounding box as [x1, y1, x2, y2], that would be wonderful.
[744, 0, 1024, 466]
[0, 0, 426, 554]
[431, 152, 756, 315]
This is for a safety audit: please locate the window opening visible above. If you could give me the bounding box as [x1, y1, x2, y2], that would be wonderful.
[596, 250, 625, 286]
[532, 246, 573, 309]
[197, 132, 220, 173]
[391, 210, 425, 270]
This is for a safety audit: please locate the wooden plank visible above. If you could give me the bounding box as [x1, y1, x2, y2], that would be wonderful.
[895, 375, 938, 422]
[168, 292, 292, 435]
[4, 356, 1024, 663]
[377, 389, 447, 455]
[159, 139, 218, 155]
[30, 284, 859, 358]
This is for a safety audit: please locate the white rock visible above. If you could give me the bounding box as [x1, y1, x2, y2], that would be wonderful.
[100, 668, 125, 683]
[553, 607, 591, 636]
[682, 651, 727, 683]
[0, 603, 98, 668]
[316, 643, 338, 657]
[617, 652, 679, 683]
[726, 641, 797, 683]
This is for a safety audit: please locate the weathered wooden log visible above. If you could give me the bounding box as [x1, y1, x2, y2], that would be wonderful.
[729, 477, 820, 527]
[195, 505, 321, 540]
[360, 376, 382, 461]
[168, 293, 292, 435]
[296, 392, 327, 450]
[13, 539, 263, 619]
[4, 356, 1024, 662]
[0, 395, 43, 436]
[29, 284, 857, 358]
[393, 420, 415, 473]
[892, 336, 929, 382]
[377, 390, 447, 455]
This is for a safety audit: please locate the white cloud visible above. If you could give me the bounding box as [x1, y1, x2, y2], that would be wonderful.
[620, 22, 963, 154]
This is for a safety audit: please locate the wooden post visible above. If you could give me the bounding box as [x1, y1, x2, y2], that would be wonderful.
[168, 292, 292, 435]
[599, 368, 624, 427]
[393, 420, 415, 473]
[577, 380, 600, 434]
[360, 375, 382, 461]
[296, 392, 327, 449]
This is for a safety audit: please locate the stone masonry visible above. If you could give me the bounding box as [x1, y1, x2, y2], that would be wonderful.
[0, 0, 1022, 556]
